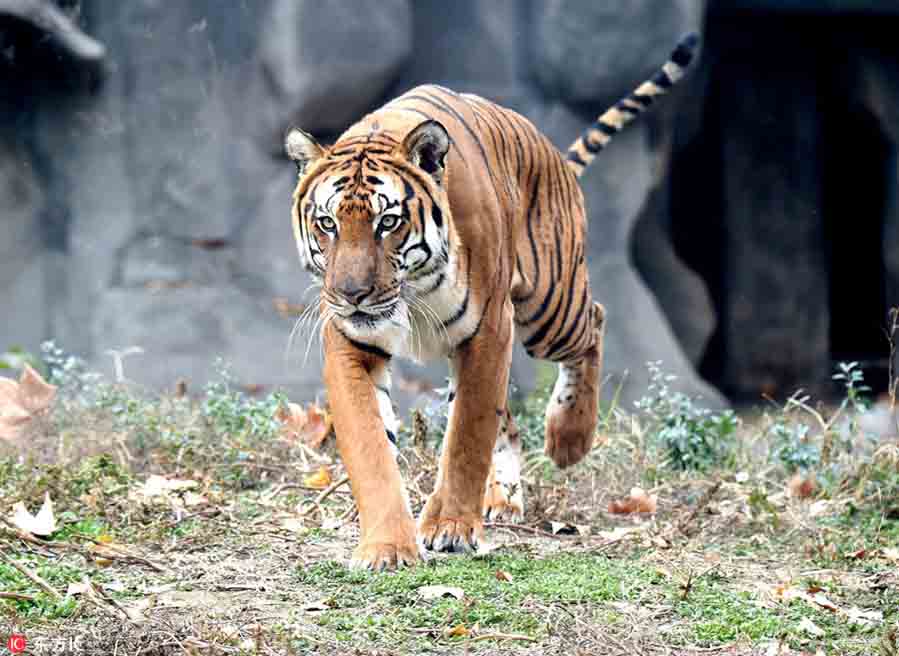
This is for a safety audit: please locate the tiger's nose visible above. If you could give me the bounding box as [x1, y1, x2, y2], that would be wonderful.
[335, 281, 375, 306]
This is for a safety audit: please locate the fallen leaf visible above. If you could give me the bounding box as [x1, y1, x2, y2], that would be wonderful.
[597, 526, 644, 541]
[843, 606, 882, 626]
[10, 492, 58, 536]
[279, 402, 331, 448]
[445, 624, 469, 638]
[608, 487, 657, 514]
[303, 600, 334, 612]
[494, 570, 513, 582]
[0, 364, 56, 440]
[549, 521, 577, 535]
[881, 547, 899, 563]
[798, 617, 825, 637]
[418, 585, 464, 601]
[845, 548, 866, 560]
[303, 466, 332, 490]
[787, 472, 817, 499]
[66, 581, 92, 597]
[138, 475, 199, 498]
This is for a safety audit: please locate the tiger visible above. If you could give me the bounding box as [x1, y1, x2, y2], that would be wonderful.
[285, 34, 699, 570]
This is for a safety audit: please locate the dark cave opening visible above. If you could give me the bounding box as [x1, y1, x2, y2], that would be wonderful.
[670, 10, 895, 400]
[822, 101, 892, 396]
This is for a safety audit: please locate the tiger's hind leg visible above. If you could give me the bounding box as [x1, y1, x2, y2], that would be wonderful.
[483, 407, 524, 522]
[544, 302, 605, 468]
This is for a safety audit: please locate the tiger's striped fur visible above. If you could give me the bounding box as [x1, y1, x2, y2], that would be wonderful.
[285, 34, 699, 570]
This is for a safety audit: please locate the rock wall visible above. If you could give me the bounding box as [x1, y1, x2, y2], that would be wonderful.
[4, 0, 896, 409]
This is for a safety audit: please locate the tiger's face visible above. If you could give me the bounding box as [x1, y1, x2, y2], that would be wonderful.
[286, 121, 452, 338]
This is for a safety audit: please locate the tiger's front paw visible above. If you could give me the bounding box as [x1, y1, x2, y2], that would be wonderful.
[418, 492, 483, 553]
[350, 535, 420, 572]
[483, 479, 524, 523]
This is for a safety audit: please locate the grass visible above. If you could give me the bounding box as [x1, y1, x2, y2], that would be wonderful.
[0, 341, 897, 654]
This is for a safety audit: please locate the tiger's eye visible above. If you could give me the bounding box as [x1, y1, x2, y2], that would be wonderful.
[380, 215, 400, 231]
[316, 216, 336, 232]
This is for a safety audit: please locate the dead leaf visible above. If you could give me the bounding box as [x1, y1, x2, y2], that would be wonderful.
[66, 581, 92, 597]
[494, 570, 513, 582]
[798, 617, 825, 637]
[845, 548, 867, 560]
[445, 624, 469, 638]
[548, 521, 577, 535]
[10, 492, 58, 536]
[0, 364, 56, 440]
[597, 526, 644, 541]
[787, 472, 817, 499]
[418, 585, 464, 601]
[303, 466, 332, 490]
[843, 606, 882, 626]
[279, 402, 331, 448]
[881, 547, 899, 563]
[608, 487, 658, 514]
[137, 475, 198, 497]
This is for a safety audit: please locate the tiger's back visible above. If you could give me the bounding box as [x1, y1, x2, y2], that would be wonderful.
[341, 84, 597, 367]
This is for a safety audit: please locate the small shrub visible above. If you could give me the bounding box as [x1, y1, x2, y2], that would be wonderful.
[202, 359, 286, 441]
[635, 361, 738, 471]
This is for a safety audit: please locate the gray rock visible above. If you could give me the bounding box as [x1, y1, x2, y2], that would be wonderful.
[0, 140, 45, 353]
[394, 0, 527, 107]
[237, 168, 311, 301]
[855, 49, 899, 311]
[533, 0, 704, 106]
[633, 186, 717, 366]
[91, 285, 324, 400]
[0, 0, 105, 61]
[260, 0, 412, 139]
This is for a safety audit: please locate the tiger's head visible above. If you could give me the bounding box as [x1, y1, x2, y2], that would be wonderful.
[285, 120, 452, 339]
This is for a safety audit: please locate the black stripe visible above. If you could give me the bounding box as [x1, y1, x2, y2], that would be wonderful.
[544, 248, 585, 359]
[671, 33, 699, 67]
[596, 120, 618, 137]
[421, 271, 445, 296]
[583, 135, 603, 154]
[515, 172, 542, 305]
[629, 92, 653, 107]
[442, 250, 472, 328]
[454, 293, 492, 352]
[567, 150, 588, 167]
[337, 328, 392, 360]
[652, 69, 674, 90]
[385, 429, 397, 445]
[409, 90, 505, 210]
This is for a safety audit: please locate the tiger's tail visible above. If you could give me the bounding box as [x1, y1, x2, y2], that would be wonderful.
[565, 33, 700, 178]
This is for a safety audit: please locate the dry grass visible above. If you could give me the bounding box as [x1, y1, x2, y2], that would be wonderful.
[1, 354, 898, 655]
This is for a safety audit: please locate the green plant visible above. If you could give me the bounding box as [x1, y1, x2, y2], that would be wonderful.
[202, 359, 286, 441]
[635, 361, 738, 471]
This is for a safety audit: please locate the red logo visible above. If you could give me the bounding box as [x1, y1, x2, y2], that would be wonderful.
[6, 635, 26, 654]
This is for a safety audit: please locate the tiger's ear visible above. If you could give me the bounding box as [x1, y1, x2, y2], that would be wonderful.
[402, 120, 450, 184]
[284, 126, 324, 177]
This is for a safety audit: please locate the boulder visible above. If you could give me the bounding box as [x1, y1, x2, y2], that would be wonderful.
[0, 140, 45, 353]
[855, 47, 899, 312]
[533, 0, 705, 107]
[633, 185, 717, 367]
[259, 0, 412, 140]
[91, 286, 324, 400]
[394, 0, 527, 107]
